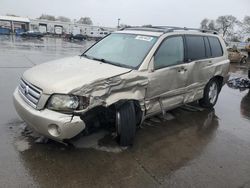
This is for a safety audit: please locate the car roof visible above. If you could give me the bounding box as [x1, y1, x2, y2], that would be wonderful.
[114, 26, 219, 37]
[115, 30, 163, 37]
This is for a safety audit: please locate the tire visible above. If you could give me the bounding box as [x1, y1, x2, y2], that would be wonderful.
[199, 79, 220, 108]
[116, 102, 136, 146]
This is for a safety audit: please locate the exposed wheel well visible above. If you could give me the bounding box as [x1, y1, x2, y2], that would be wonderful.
[80, 100, 143, 134]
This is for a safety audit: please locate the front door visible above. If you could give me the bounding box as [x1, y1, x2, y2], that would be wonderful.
[145, 36, 191, 115]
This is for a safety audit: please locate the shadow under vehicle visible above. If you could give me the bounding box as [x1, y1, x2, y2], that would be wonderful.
[18, 108, 219, 187]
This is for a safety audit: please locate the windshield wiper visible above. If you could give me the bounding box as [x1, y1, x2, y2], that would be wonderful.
[91, 57, 108, 63]
[93, 57, 133, 69]
[81, 54, 91, 59]
[81, 54, 106, 63]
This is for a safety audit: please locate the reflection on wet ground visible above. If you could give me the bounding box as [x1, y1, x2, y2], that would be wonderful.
[241, 90, 250, 120]
[1, 36, 250, 187]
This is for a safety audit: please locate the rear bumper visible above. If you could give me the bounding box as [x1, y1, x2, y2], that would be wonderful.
[13, 88, 85, 141]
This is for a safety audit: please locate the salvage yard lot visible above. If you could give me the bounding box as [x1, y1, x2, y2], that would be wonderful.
[0, 36, 250, 188]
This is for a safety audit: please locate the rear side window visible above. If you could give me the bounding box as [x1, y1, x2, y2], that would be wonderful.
[154, 36, 184, 69]
[208, 37, 223, 57]
[185, 36, 206, 61]
[204, 37, 212, 58]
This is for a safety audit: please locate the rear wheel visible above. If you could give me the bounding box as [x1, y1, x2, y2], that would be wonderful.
[116, 102, 136, 146]
[199, 79, 220, 108]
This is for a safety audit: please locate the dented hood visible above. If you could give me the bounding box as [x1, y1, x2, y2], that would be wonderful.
[23, 56, 131, 94]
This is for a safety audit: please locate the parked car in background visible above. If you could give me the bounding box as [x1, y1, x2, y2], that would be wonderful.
[0, 27, 11, 35]
[64, 33, 87, 41]
[13, 26, 230, 146]
[73, 34, 87, 41]
[227, 46, 248, 64]
[245, 43, 250, 55]
[20, 31, 44, 38]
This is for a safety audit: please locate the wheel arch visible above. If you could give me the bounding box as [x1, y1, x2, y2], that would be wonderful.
[211, 75, 224, 91]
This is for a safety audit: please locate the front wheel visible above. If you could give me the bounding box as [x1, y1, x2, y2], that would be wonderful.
[116, 102, 136, 146]
[199, 79, 220, 108]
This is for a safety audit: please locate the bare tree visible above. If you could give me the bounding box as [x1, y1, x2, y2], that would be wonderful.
[77, 17, 93, 25]
[38, 14, 56, 21]
[200, 19, 218, 31]
[119, 24, 131, 28]
[6, 14, 19, 17]
[142, 24, 152, 27]
[230, 34, 242, 42]
[200, 18, 209, 30]
[208, 20, 217, 31]
[216, 15, 238, 37]
[56, 16, 71, 22]
[242, 16, 250, 33]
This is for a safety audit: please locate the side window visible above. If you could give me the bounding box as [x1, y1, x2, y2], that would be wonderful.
[154, 36, 184, 69]
[208, 37, 223, 57]
[204, 37, 212, 58]
[185, 36, 206, 61]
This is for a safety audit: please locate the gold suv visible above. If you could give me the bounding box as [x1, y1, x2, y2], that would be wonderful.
[13, 26, 230, 146]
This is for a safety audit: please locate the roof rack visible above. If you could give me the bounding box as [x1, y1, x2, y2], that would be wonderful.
[121, 26, 218, 35]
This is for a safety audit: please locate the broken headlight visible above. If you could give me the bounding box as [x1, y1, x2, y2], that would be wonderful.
[47, 94, 89, 113]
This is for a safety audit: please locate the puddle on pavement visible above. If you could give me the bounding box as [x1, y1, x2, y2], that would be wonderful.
[70, 131, 127, 153]
[8, 118, 127, 153]
[240, 90, 250, 120]
[14, 137, 31, 152]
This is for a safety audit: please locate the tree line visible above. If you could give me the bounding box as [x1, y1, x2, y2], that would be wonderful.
[6, 13, 93, 25]
[200, 15, 250, 42]
[38, 14, 93, 25]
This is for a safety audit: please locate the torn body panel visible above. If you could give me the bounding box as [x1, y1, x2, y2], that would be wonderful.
[70, 71, 149, 114]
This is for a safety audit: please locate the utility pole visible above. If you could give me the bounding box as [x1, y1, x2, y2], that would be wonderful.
[117, 18, 121, 29]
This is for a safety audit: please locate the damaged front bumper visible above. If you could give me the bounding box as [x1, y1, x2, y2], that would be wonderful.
[13, 88, 85, 141]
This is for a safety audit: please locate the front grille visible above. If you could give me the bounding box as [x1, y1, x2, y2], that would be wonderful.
[18, 79, 42, 108]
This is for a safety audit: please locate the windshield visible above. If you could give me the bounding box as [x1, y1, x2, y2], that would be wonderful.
[83, 33, 158, 69]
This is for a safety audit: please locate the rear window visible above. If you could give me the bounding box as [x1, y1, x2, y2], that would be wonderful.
[185, 36, 206, 61]
[208, 37, 223, 57]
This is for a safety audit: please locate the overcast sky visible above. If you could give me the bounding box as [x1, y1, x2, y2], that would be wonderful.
[0, 0, 249, 27]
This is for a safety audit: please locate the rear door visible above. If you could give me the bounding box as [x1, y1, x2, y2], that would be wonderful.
[184, 35, 224, 101]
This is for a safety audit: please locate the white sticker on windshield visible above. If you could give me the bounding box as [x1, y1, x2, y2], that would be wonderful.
[135, 35, 153, 42]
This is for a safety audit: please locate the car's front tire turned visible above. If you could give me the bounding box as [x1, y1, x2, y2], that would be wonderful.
[116, 102, 136, 147]
[199, 79, 220, 108]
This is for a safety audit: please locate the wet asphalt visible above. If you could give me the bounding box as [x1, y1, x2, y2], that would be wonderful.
[0, 35, 250, 188]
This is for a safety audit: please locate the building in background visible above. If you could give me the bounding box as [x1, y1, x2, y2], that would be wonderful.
[0, 15, 30, 35]
[30, 18, 115, 37]
[0, 15, 116, 38]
